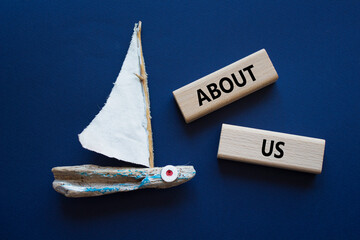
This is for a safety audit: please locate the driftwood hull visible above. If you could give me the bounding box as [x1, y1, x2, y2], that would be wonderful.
[52, 164, 196, 198]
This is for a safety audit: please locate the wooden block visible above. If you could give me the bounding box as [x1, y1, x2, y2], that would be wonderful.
[173, 49, 278, 123]
[217, 124, 326, 174]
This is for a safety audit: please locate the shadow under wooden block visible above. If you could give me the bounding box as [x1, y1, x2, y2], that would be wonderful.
[217, 158, 316, 189]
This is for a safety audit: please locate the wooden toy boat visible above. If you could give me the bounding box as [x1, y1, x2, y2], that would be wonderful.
[52, 22, 196, 198]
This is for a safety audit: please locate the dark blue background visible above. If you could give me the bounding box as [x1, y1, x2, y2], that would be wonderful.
[1, 1, 359, 239]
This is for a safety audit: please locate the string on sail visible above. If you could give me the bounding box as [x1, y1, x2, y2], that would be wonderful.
[135, 21, 154, 168]
[78, 22, 153, 168]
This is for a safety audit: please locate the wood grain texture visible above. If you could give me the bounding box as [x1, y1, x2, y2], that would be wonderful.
[135, 21, 154, 168]
[52, 165, 196, 198]
[173, 49, 278, 123]
[217, 124, 326, 174]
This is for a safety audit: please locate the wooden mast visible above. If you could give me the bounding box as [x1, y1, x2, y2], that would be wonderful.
[136, 21, 154, 168]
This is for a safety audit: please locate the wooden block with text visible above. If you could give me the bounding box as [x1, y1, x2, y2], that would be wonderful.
[173, 49, 278, 123]
[217, 124, 326, 174]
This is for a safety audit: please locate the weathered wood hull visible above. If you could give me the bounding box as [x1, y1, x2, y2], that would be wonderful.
[52, 164, 196, 198]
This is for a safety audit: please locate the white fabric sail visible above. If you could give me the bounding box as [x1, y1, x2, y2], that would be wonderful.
[78, 24, 150, 167]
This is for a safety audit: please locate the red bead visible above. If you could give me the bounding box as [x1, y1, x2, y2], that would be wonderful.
[166, 170, 173, 176]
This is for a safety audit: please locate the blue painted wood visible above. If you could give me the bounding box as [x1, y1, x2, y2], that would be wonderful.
[52, 165, 196, 197]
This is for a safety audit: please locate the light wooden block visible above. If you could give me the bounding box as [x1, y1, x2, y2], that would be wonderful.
[173, 49, 278, 123]
[217, 124, 326, 174]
